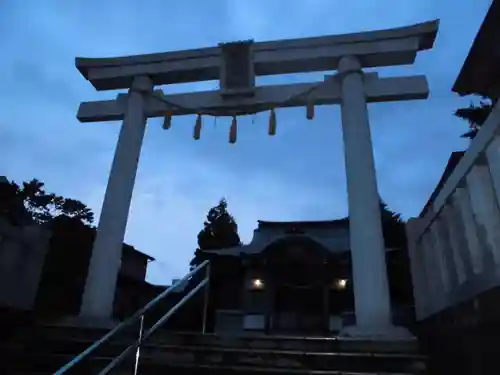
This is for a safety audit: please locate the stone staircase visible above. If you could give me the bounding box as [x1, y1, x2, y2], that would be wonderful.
[3, 323, 427, 374]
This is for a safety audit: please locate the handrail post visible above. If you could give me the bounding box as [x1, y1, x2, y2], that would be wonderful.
[202, 262, 211, 334]
[133, 315, 144, 375]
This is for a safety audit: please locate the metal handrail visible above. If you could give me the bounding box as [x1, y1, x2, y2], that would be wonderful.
[54, 260, 211, 375]
[133, 315, 144, 375]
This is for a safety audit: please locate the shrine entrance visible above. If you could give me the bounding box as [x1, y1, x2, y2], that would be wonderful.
[264, 236, 330, 335]
[273, 284, 325, 335]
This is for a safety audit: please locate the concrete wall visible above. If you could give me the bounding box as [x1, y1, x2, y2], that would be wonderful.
[0, 214, 151, 318]
[406, 100, 500, 321]
[214, 310, 244, 334]
[418, 285, 500, 375]
[0, 218, 50, 311]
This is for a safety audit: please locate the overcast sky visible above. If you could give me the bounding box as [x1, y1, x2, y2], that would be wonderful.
[0, 0, 491, 285]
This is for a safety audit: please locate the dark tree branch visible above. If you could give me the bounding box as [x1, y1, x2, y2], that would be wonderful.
[454, 97, 493, 139]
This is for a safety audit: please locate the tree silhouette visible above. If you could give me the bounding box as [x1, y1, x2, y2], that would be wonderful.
[454, 96, 495, 139]
[378, 199, 414, 308]
[190, 198, 242, 269]
[0, 178, 94, 226]
[1, 176, 158, 321]
[380, 199, 407, 249]
[0, 179, 29, 225]
[58, 198, 94, 225]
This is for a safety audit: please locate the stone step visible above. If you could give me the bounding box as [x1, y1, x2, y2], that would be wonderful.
[8, 325, 426, 375]
[32, 325, 421, 354]
[14, 352, 424, 375]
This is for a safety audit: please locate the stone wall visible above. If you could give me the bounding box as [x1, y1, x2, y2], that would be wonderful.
[406, 100, 500, 375]
[0, 218, 50, 311]
[407, 100, 500, 322]
[0, 214, 152, 319]
[418, 286, 500, 375]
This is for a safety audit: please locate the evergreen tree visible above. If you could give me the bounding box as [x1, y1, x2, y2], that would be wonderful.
[190, 198, 242, 269]
[379, 199, 414, 305]
[380, 199, 407, 249]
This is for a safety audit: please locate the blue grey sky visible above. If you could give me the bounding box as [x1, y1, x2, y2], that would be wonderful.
[0, 0, 490, 285]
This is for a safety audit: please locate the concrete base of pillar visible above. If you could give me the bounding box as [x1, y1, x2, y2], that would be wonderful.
[338, 324, 414, 341]
[55, 315, 120, 330]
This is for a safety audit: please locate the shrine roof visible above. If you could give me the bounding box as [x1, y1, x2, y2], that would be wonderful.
[200, 218, 407, 257]
[257, 218, 348, 229]
[453, 0, 500, 97]
[201, 218, 351, 257]
[123, 244, 155, 261]
[201, 243, 401, 257]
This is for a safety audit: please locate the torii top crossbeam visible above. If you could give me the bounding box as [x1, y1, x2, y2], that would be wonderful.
[76, 20, 438, 91]
[76, 20, 439, 122]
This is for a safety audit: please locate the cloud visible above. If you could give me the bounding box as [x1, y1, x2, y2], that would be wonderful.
[78, 149, 343, 285]
[0, 0, 488, 285]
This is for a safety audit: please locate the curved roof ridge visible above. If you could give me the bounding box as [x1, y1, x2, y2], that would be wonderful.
[257, 218, 347, 224]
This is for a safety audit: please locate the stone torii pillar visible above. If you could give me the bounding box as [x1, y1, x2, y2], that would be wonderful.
[79, 76, 153, 318]
[338, 56, 405, 338]
[74, 20, 438, 335]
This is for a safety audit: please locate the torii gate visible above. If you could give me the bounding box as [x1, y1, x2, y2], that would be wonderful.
[76, 20, 439, 338]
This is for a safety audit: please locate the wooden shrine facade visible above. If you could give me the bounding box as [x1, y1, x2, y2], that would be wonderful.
[204, 219, 412, 336]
